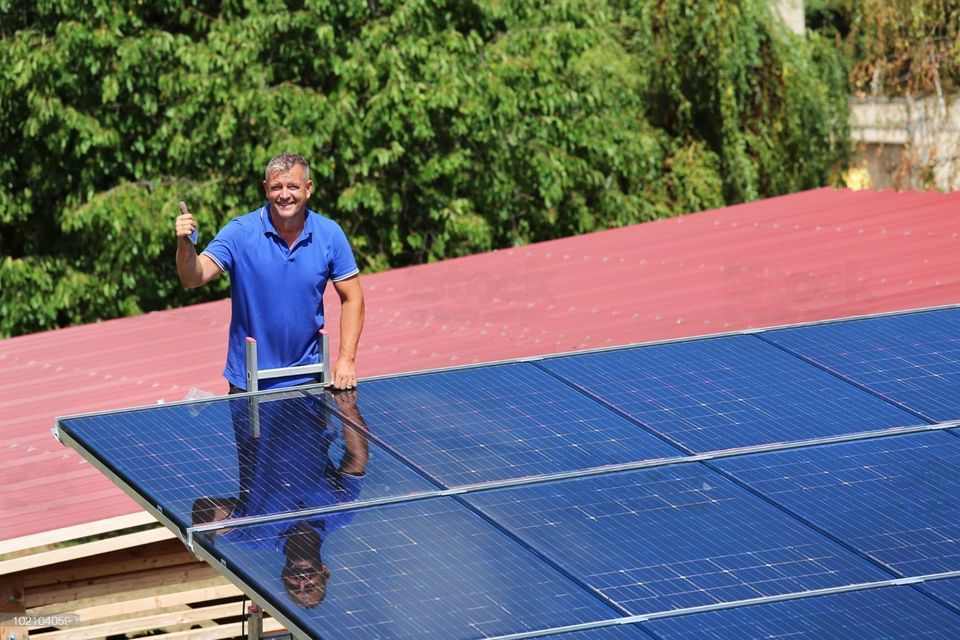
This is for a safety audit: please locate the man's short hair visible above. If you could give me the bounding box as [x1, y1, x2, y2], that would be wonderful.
[265, 153, 310, 181]
[191, 496, 236, 524]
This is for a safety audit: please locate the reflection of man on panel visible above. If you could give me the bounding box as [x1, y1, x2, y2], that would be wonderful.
[192, 390, 368, 607]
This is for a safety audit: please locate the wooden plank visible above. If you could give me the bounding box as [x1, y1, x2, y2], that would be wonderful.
[67, 583, 241, 623]
[26, 562, 219, 608]
[27, 578, 234, 617]
[145, 617, 286, 640]
[35, 602, 247, 640]
[0, 512, 154, 556]
[0, 527, 174, 576]
[0, 575, 26, 614]
[1, 576, 27, 640]
[23, 539, 194, 589]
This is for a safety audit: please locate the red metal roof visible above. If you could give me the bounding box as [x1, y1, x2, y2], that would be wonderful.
[2, 187, 958, 544]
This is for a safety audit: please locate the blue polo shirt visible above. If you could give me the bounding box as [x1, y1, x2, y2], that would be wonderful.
[202, 206, 359, 389]
[219, 467, 364, 550]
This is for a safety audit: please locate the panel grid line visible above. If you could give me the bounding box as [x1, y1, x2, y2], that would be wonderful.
[699, 455, 906, 585]
[917, 578, 960, 618]
[753, 332, 941, 425]
[484, 570, 960, 640]
[530, 359, 697, 456]
[187, 420, 959, 541]
[352, 303, 960, 390]
[321, 391, 458, 492]
[449, 492, 633, 618]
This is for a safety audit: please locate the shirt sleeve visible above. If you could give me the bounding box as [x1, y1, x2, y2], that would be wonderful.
[201, 218, 242, 273]
[329, 223, 360, 282]
[327, 463, 365, 501]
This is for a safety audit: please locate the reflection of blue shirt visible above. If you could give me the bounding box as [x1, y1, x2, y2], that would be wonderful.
[223, 394, 365, 549]
[202, 206, 359, 389]
[221, 469, 363, 550]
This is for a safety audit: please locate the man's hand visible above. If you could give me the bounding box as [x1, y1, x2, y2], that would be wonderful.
[175, 201, 221, 288]
[331, 358, 358, 390]
[175, 201, 197, 242]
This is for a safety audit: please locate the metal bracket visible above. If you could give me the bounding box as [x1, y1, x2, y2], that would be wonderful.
[243, 331, 330, 439]
[245, 330, 330, 393]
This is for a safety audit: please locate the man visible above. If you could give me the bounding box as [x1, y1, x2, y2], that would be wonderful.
[176, 153, 364, 391]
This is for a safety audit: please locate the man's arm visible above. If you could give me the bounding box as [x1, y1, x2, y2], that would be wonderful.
[330, 274, 365, 390]
[175, 201, 222, 288]
[332, 389, 369, 476]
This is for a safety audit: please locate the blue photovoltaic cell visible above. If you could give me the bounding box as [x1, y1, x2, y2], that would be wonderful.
[763, 307, 960, 422]
[56, 389, 436, 531]
[537, 335, 922, 452]
[536, 625, 654, 639]
[465, 465, 887, 615]
[918, 577, 960, 611]
[199, 497, 617, 640]
[643, 585, 960, 639]
[306, 363, 683, 487]
[716, 431, 960, 577]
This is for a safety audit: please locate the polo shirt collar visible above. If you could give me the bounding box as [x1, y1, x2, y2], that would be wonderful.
[259, 205, 314, 241]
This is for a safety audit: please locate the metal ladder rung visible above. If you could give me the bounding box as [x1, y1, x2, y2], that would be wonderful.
[255, 363, 325, 380]
[244, 331, 330, 392]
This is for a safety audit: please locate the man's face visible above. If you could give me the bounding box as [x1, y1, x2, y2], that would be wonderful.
[282, 559, 330, 608]
[263, 164, 313, 224]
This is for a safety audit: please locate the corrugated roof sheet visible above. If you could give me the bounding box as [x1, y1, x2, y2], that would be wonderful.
[2, 187, 958, 544]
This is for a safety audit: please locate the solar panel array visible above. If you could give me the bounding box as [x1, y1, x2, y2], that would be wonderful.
[56, 306, 960, 639]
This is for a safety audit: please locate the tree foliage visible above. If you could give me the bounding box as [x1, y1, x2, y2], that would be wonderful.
[807, 0, 960, 97]
[0, 0, 849, 337]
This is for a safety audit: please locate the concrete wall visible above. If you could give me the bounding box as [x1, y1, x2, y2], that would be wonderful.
[850, 96, 960, 191]
[773, 0, 805, 35]
[767, 0, 960, 192]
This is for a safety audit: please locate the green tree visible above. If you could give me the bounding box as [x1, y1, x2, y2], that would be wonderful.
[807, 0, 959, 189]
[0, 0, 849, 337]
[637, 0, 850, 202]
[807, 0, 960, 97]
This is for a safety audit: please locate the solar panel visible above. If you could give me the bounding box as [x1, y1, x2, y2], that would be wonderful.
[763, 307, 960, 422]
[54, 306, 960, 638]
[917, 577, 960, 610]
[642, 585, 960, 639]
[302, 363, 683, 487]
[56, 389, 438, 534]
[195, 497, 618, 640]
[538, 334, 924, 452]
[534, 625, 652, 639]
[464, 464, 888, 615]
[715, 431, 960, 577]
